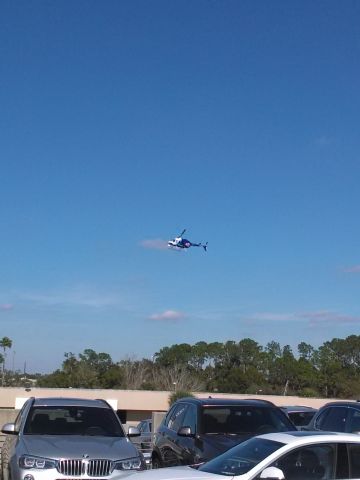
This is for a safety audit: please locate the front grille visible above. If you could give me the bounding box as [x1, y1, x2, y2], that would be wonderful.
[88, 460, 113, 477]
[58, 460, 84, 476]
[57, 460, 114, 477]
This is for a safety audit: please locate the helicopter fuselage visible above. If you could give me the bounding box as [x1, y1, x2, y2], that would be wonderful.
[167, 230, 207, 251]
[168, 237, 191, 249]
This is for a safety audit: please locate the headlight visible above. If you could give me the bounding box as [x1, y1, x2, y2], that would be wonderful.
[19, 455, 57, 470]
[114, 456, 145, 471]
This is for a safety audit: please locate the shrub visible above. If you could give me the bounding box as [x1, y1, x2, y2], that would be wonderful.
[168, 390, 195, 406]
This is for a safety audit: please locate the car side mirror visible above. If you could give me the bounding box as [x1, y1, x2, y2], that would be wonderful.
[259, 466, 285, 480]
[127, 426, 140, 437]
[177, 426, 194, 437]
[1, 423, 18, 435]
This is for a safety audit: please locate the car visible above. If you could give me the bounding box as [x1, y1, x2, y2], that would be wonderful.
[124, 431, 360, 479]
[0, 397, 146, 480]
[280, 405, 317, 429]
[131, 419, 152, 450]
[303, 400, 360, 434]
[151, 397, 296, 468]
[130, 419, 152, 468]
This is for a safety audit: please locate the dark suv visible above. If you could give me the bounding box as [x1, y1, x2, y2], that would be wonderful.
[303, 401, 360, 434]
[151, 397, 296, 468]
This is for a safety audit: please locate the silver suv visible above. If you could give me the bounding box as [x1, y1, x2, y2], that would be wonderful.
[1, 397, 145, 480]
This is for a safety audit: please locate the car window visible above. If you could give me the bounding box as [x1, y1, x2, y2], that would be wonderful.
[23, 406, 124, 436]
[182, 403, 197, 433]
[316, 406, 347, 432]
[167, 403, 187, 432]
[288, 411, 315, 427]
[273, 444, 335, 480]
[348, 408, 360, 433]
[164, 405, 177, 428]
[201, 406, 293, 434]
[139, 421, 151, 433]
[348, 443, 360, 478]
[199, 437, 283, 475]
[15, 400, 30, 431]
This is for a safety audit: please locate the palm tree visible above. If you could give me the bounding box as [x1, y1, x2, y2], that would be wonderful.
[0, 337, 13, 386]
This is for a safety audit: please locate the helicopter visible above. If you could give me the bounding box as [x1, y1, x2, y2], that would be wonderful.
[168, 229, 208, 251]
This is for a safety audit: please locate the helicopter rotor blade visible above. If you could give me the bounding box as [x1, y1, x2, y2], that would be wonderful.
[180, 229, 186, 237]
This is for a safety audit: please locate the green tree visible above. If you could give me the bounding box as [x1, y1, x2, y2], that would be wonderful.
[238, 338, 263, 373]
[191, 341, 209, 369]
[206, 342, 224, 367]
[154, 344, 193, 367]
[0, 336, 12, 386]
[298, 342, 315, 362]
[314, 342, 344, 397]
[211, 365, 264, 393]
[79, 349, 113, 378]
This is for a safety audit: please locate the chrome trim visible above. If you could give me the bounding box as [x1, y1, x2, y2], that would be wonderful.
[57, 459, 114, 477]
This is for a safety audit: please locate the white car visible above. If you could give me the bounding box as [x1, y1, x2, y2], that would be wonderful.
[124, 431, 360, 479]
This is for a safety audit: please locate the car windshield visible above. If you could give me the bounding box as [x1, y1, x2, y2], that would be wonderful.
[288, 411, 316, 427]
[198, 437, 284, 476]
[23, 406, 125, 437]
[201, 406, 294, 434]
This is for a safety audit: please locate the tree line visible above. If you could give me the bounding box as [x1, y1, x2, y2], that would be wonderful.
[2, 335, 360, 398]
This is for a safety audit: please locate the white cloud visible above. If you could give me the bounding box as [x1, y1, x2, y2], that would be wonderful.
[342, 265, 360, 273]
[315, 135, 333, 147]
[249, 312, 296, 322]
[299, 310, 360, 325]
[249, 310, 360, 325]
[19, 286, 123, 309]
[149, 310, 185, 322]
[0, 304, 14, 311]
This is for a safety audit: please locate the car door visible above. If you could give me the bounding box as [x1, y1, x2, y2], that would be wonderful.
[348, 443, 360, 478]
[139, 420, 152, 447]
[313, 406, 348, 432]
[346, 407, 360, 434]
[158, 402, 188, 467]
[131, 421, 143, 447]
[270, 443, 337, 480]
[1, 399, 30, 480]
[175, 402, 201, 465]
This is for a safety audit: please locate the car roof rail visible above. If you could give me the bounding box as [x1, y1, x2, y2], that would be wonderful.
[95, 398, 113, 408]
[246, 398, 276, 406]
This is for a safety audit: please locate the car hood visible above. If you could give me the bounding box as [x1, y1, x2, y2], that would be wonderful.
[122, 466, 225, 480]
[21, 435, 138, 459]
[200, 433, 251, 453]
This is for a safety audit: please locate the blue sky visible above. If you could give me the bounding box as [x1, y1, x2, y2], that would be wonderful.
[1, 0, 360, 373]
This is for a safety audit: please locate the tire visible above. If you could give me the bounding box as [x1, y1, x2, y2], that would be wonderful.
[151, 456, 162, 469]
[1, 466, 9, 480]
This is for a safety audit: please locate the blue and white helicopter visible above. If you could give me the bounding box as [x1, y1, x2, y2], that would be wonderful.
[168, 229, 208, 252]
